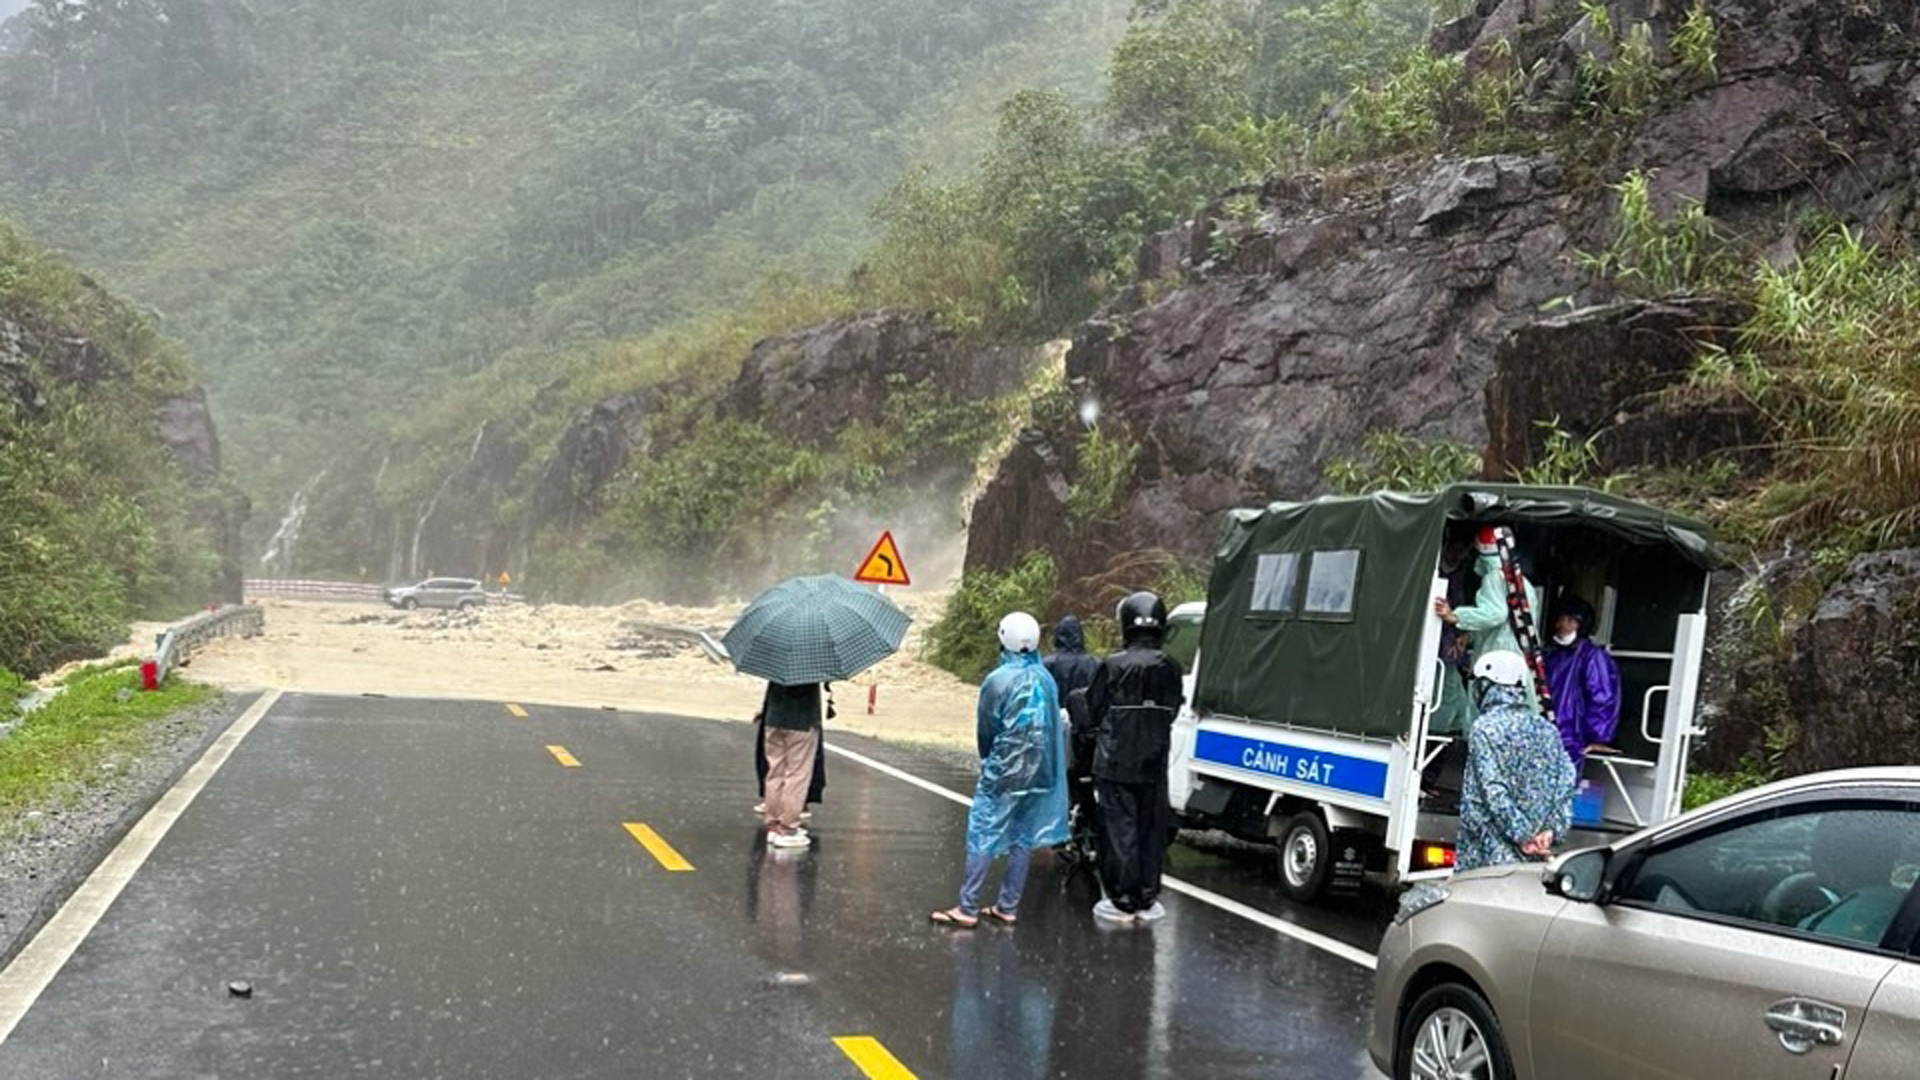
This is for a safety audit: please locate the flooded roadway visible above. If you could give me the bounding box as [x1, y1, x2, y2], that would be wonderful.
[0, 693, 1390, 1078]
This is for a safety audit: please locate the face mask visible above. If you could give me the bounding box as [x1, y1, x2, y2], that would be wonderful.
[1554, 632, 1577, 646]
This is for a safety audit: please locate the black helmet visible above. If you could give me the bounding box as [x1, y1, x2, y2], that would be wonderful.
[1116, 591, 1167, 643]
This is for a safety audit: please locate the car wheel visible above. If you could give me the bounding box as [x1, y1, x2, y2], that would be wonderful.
[457, 600, 475, 612]
[1398, 983, 1514, 1080]
[1276, 811, 1331, 902]
[400, 597, 418, 610]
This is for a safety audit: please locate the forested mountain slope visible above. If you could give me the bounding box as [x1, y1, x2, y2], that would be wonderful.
[0, 0, 1130, 551]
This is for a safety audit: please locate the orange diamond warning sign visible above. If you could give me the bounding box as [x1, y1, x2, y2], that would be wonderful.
[854, 531, 911, 587]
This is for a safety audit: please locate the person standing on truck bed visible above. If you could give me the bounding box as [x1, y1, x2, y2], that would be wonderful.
[1433, 529, 1544, 715]
[1087, 591, 1186, 924]
[1544, 596, 1621, 766]
[1457, 651, 1575, 872]
[1430, 529, 1480, 736]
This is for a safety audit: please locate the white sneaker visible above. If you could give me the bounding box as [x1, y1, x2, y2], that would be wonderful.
[1092, 898, 1135, 923]
[767, 829, 811, 849]
[752, 802, 766, 815]
[1137, 901, 1167, 922]
[799, 810, 813, 821]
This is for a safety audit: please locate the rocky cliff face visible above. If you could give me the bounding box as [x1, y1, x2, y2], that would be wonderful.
[1, 296, 246, 603]
[719, 311, 1034, 448]
[965, 0, 1920, 772]
[304, 310, 1043, 590]
[973, 0, 1919, 581]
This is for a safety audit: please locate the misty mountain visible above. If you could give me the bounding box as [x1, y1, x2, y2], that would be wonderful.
[0, 0, 1128, 557]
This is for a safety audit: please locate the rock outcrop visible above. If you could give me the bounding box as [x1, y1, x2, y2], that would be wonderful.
[719, 311, 1034, 449]
[532, 385, 672, 535]
[968, 0, 1920, 580]
[1483, 296, 1761, 476]
[1785, 550, 1920, 773]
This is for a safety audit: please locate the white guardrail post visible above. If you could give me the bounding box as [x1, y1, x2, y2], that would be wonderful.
[152, 604, 266, 685]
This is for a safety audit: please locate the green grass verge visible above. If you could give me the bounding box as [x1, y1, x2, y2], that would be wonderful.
[0, 663, 217, 826]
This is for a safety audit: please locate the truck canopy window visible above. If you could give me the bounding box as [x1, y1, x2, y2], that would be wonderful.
[1302, 550, 1361, 619]
[1250, 552, 1299, 615]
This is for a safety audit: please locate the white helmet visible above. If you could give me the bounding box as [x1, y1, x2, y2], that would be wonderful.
[1473, 650, 1531, 687]
[997, 611, 1041, 653]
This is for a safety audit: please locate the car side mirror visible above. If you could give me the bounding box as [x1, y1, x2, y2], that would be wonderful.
[1545, 848, 1610, 903]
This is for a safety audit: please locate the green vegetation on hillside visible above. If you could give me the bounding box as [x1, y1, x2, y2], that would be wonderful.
[0, 220, 228, 675]
[859, 0, 1439, 337]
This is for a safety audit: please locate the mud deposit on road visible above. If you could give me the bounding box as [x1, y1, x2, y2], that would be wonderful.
[183, 595, 980, 748]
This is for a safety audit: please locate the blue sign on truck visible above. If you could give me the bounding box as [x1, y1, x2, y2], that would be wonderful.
[1193, 730, 1390, 801]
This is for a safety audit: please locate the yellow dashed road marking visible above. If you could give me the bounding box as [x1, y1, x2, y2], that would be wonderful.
[546, 745, 581, 768]
[833, 1036, 917, 1079]
[623, 823, 694, 871]
[505, 703, 528, 718]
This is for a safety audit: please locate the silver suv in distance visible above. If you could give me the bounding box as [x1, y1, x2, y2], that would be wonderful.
[1372, 767, 1920, 1080]
[383, 577, 487, 611]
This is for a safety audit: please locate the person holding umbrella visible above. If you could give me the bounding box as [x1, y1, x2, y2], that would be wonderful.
[722, 574, 913, 850]
[930, 612, 1070, 928]
[759, 681, 823, 848]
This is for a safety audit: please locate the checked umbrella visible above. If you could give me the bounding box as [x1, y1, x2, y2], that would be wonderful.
[721, 574, 911, 685]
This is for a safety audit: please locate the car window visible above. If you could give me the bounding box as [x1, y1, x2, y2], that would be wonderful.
[1618, 804, 1920, 950]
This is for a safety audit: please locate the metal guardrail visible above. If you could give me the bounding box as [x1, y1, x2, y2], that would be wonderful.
[244, 579, 525, 606]
[622, 621, 732, 666]
[154, 604, 265, 682]
[244, 579, 386, 602]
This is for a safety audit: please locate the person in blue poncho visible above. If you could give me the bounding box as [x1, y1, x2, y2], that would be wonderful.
[930, 611, 1069, 928]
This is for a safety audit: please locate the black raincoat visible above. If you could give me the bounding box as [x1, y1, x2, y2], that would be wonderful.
[1044, 616, 1100, 775]
[1087, 627, 1185, 913]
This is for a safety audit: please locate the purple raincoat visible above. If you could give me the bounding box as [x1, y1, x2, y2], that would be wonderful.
[1544, 638, 1620, 765]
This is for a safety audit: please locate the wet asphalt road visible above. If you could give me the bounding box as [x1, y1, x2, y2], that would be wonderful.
[0, 694, 1389, 1079]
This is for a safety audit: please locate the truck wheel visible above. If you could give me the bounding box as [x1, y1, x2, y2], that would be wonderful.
[1277, 811, 1332, 902]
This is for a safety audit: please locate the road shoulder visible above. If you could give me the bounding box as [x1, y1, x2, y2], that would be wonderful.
[0, 690, 259, 969]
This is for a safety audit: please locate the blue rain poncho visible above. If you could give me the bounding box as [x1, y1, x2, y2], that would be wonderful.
[965, 649, 1070, 857]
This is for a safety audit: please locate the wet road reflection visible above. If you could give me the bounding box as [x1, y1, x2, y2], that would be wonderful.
[0, 695, 1389, 1079]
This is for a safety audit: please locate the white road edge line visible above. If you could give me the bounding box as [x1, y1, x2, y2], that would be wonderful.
[0, 688, 285, 1044]
[825, 743, 1378, 971]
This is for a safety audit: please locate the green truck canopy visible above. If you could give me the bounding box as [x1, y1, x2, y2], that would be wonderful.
[1193, 484, 1718, 741]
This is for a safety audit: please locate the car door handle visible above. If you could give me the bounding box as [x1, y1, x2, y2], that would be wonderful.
[1765, 998, 1846, 1054]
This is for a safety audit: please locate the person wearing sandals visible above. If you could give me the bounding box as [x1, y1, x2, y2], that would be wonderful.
[931, 612, 1069, 929]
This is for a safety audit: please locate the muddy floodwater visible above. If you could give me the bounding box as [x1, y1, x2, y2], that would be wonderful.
[134, 595, 981, 750]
